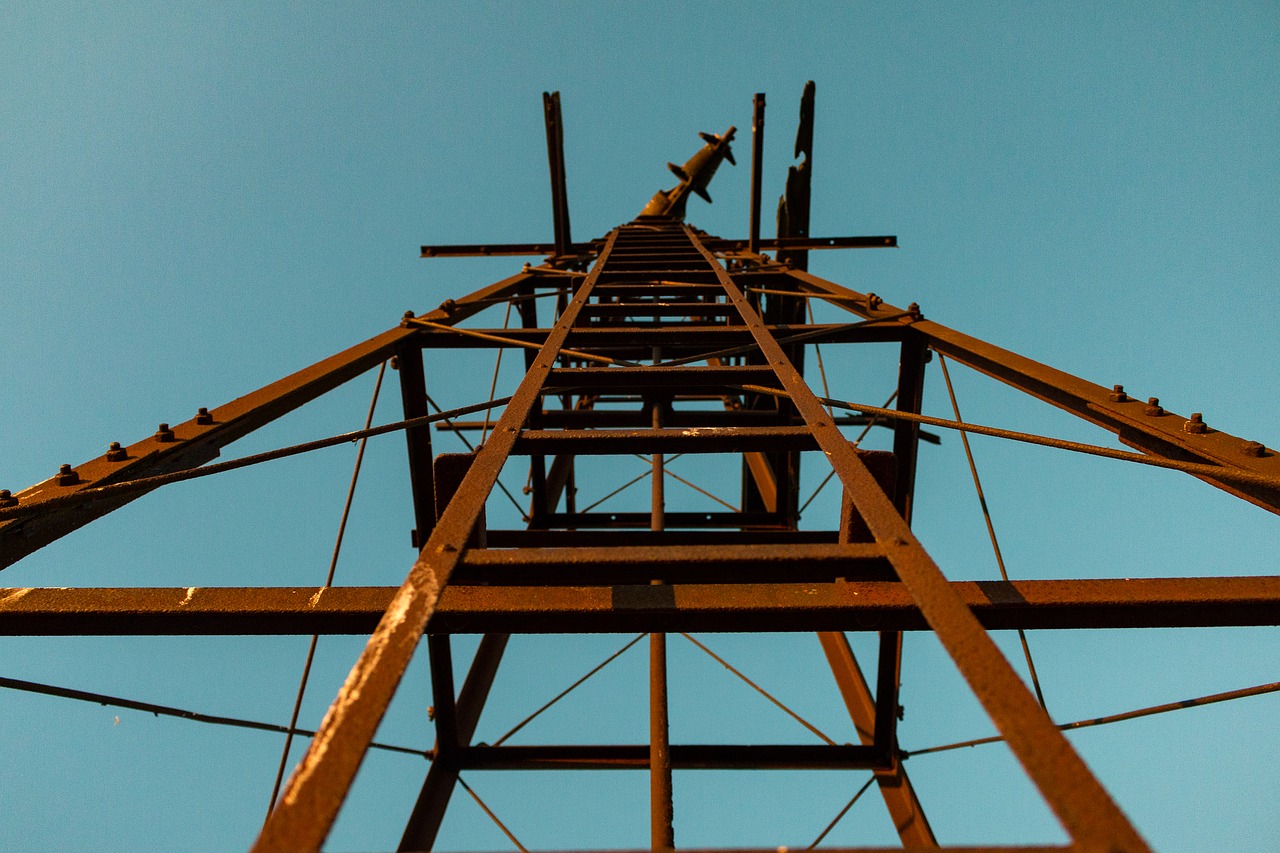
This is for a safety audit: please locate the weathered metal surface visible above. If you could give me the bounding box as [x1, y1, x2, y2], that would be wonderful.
[252, 233, 618, 853]
[5, 576, 1279, 635]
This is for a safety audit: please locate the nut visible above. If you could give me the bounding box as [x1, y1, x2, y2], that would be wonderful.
[1145, 397, 1164, 416]
[155, 423, 175, 442]
[1184, 412, 1207, 434]
[0, 490, 17, 508]
[106, 442, 127, 462]
[57, 464, 80, 486]
[1109, 384, 1129, 402]
[1242, 441, 1266, 457]
[195, 407, 214, 425]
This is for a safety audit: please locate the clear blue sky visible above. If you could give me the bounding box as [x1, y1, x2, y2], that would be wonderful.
[2, 2, 1278, 850]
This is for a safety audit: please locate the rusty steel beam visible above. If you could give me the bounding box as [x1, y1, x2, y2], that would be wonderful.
[690, 226, 1151, 851]
[456, 744, 881, 771]
[252, 232, 618, 853]
[782, 267, 1280, 515]
[417, 235, 895, 258]
[543, 91, 573, 258]
[513, 426, 817, 456]
[5, 576, 1280, 636]
[0, 271, 539, 570]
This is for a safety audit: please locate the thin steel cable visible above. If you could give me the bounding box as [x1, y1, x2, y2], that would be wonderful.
[662, 467, 739, 512]
[266, 361, 386, 817]
[0, 396, 515, 521]
[0, 676, 430, 759]
[579, 470, 652, 513]
[797, 390, 899, 516]
[491, 634, 646, 747]
[905, 679, 1280, 758]
[679, 633, 836, 746]
[736, 384, 1280, 493]
[423, 392, 528, 522]
[456, 776, 529, 852]
[806, 775, 876, 849]
[480, 300, 514, 445]
[937, 353, 1048, 713]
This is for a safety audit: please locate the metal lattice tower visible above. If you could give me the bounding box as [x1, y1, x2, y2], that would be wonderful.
[3, 87, 1279, 852]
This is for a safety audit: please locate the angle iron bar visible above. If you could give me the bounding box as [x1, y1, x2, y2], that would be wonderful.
[251, 230, 618, 853]
[686, 224, 1151, 851]
[781, 267, 1280, 514]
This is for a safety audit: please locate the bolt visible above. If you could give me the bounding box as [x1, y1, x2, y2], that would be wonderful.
[106, 442, 127, 462]
[897, 704, 906, 721]
[439, 299, 456, 314]
[57, 464, 80, 486]
[0, 490, 17, 508]
[427, 705, 436, 721]
[390, 355, 400, 371]
[1110, 384, 1129, 402]
[1242, 441, 1266, 457]
[1145, 397, 1164, 416]
[866, 292, 882, 310]
[906, 302, 923, 321]
[155, 423, 175, 442]
[1184, 412, 1207, 434]
[403, 309, 416, 319]
[196, 407, 214, 425]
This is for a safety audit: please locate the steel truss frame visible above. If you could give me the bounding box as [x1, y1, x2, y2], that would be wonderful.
[3, 91, 1278, 852]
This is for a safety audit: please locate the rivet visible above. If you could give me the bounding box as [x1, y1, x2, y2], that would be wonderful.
[57, 464, 80, 486]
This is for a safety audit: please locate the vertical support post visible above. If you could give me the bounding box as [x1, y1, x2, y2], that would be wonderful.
[649, 634, 674, 851]
[543, 91, 572, 259]
[396, 339, 436, 547]
[748, 92, 765, 255]
[874, 331, 928, 763]
[650, 372, 673, 850]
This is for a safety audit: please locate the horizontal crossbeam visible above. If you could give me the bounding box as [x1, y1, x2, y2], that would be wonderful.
[4, 576, 1277, 634]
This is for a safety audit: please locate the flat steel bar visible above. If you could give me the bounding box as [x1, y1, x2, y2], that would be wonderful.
[688, 226, 1151, 851]
[781, 267, 1280, 515]
[6, 576, 1280, 635]
[818, 632, 937, 846]
[457, 744, 880, 771]
[420, 241, 599, 258]
[548, 364, 781, 389]
[512, 427, 817, 456]
[252, 232, 616, 853]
